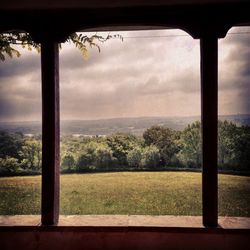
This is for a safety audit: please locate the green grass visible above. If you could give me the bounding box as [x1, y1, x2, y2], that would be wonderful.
[0, 172, 249, 216]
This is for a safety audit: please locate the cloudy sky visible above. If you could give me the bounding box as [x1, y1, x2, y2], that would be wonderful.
[0, 27, 249, 122]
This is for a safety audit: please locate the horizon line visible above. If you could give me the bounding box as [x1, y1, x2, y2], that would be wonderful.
[0, 113, 249, 124]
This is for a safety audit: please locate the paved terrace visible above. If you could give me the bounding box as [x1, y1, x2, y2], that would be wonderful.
[0, 215, 250, 228]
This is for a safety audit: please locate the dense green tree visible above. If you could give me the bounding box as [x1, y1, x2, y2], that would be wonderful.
[232, 125, 250, 170]
[0, 131, 24, 160]
[127, 147, 142, 168]
[95, 144, 115, 169]
[178, 121, 201, 168]
[77, 153, 94, 171]
[19, 139, 42, 171]
[76, 143, 96, 171]
[217, 121, 250, 170]
[1, 121, 249, 175]
[141, 145, 160, 168]
[218, 120, 237, 167]
[143, 126, 179, 166]
[106, 133, 140, 166]
[0, 156, 19, 174]
[61, 153, 76, 172]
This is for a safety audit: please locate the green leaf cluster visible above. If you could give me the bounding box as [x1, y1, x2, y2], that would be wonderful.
[0, 31, 122, 61]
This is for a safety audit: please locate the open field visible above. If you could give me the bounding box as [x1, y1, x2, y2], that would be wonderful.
[0, 172, 249, 216]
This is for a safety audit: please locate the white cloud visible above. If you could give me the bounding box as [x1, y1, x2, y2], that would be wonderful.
[0, 27, 249, 122]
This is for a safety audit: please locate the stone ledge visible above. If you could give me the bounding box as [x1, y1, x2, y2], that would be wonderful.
[0, 215, 249, 229]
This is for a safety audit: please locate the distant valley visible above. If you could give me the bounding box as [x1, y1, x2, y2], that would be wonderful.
[0, 114, 249, 136]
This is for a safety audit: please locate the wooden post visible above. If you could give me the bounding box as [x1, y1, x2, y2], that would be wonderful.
[41, 40, 60, 225]
[200, 37, 218, 227]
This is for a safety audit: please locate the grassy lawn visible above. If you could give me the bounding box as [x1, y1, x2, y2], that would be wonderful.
[0, 172, 249, 216]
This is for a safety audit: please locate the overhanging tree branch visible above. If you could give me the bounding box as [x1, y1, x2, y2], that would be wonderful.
[0, 31, 123, 61]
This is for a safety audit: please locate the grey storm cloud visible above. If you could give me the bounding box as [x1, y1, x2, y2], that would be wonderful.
[220, 33, 250, 83]
[232, 47, 250, 79]
[0, 53, 40, 78]
[0, 94, 41, 121]
[0, 28, 249, 121]
[217, 29, 250, 115]
[0, 52, 41, 121]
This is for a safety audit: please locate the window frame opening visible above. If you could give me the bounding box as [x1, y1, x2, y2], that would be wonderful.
[0, 6, 250, 230]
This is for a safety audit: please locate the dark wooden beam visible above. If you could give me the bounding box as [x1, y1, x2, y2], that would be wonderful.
[1, 2, 250, 39]
[200, 37, 218, 227]
[41, 40, 60, 225]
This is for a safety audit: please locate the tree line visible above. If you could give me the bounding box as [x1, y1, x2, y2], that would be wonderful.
[0, 120, 249, 175]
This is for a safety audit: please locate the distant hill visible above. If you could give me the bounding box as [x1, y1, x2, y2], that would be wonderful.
[0, 114, 249, 136]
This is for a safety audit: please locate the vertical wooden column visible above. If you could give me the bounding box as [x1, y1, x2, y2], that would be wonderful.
[200, 37, 218, 227]
[41, 40, 60, 225]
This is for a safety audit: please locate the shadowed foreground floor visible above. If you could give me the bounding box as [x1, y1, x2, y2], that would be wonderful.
[0, 215, 250, 250]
